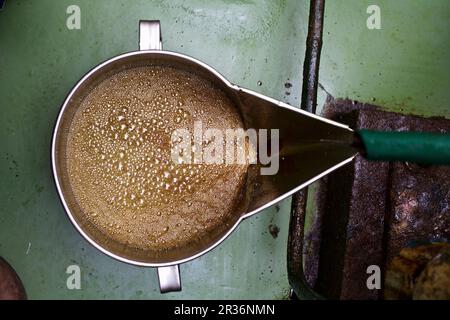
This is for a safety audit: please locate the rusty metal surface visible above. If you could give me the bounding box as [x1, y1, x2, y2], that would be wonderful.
[288, 0, 450, 300]
[288, 0, 325, 299]
[0, 0, 308, 299]
[301, 99, 450, 299]
[301, 0, 324, 114]
[288, 192, 322, 299]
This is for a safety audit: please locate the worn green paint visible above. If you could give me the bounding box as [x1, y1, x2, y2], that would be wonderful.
[317, 0, 450, 118]
[0, 0, 306, 299]
[1, 0, 448, 300]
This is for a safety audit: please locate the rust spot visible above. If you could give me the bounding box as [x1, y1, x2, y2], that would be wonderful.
[269, 224, 280, 239]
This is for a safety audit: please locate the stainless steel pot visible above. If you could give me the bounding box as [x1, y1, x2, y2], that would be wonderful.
[52, 20, 356, 293]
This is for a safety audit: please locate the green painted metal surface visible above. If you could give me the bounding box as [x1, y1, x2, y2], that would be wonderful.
[0, 0, 307, 299]
[317, 0, 450, 118]
[1, 0, 448, 299]
[304, 0, 450, 296]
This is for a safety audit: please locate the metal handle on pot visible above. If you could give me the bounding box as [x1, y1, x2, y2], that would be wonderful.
[157, 265, 182, 293]
[138, 20, 181, 293]
[139, 20, 162, 50]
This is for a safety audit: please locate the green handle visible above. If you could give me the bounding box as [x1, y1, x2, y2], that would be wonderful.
[357, 129, 450, 165]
